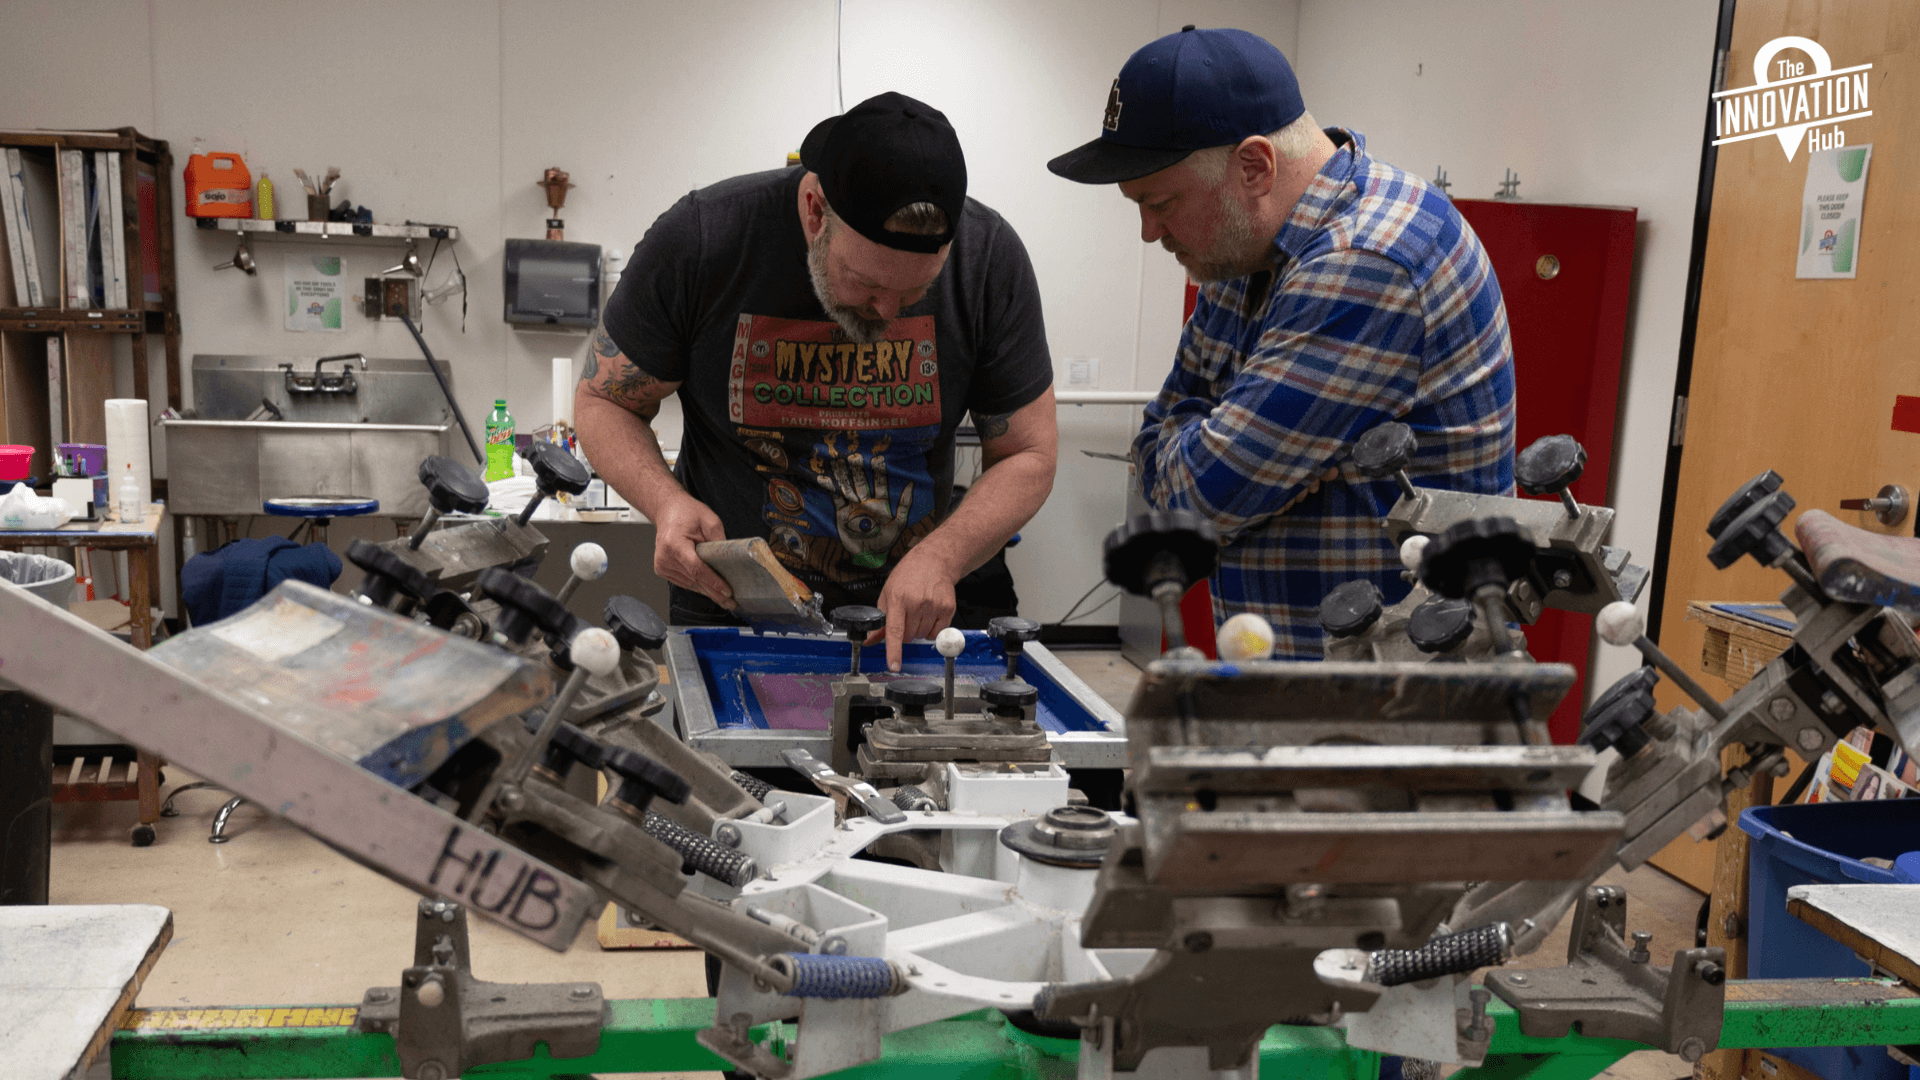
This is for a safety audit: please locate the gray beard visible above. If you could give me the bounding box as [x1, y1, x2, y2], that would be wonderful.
[1173, 188, 1269, 284]
[807, 229, 892, 344]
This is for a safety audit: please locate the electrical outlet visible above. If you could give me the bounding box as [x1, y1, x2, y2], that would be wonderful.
[1067, 357, 1101, 388]
[363, 276, 420, 321]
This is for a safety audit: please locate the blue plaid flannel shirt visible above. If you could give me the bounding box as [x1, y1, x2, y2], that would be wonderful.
[1133, 130, 1516, 658]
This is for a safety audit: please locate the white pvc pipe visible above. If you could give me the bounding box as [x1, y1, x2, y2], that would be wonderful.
[1054, 390, 1154, 405]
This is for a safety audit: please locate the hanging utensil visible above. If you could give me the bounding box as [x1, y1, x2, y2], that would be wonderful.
[380, 239, 423, 278]
[214, 233, 256, 275]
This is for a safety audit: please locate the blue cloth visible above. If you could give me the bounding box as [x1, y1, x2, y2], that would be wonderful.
[1133, 129, 1516, 658]
[181, 537, 343, 627]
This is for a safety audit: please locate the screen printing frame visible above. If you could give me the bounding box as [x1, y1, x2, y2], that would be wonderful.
[665, 628, 1127, 769]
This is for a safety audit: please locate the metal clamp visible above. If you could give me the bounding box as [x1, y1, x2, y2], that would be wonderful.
[354, 899, 607, 1079]
[1483, 886, 1726, 1061]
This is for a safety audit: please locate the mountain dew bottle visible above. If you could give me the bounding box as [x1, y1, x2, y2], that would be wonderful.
[485, 399, 516, 481]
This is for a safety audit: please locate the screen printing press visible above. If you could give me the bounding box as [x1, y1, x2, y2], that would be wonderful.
[12, 444, 1920, 1080]
[664, 627, 1126, 776]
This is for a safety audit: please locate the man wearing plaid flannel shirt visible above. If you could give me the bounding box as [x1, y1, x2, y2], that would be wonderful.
[1051, 27, 1515, 658]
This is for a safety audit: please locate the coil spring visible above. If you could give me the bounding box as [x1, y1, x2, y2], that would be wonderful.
[730, 771, 774, 801]
[891, 785, 938, 811]
[774, 953, 900, 999]
[643, 811, 757, 887]
[1367, 923, 1512, 987]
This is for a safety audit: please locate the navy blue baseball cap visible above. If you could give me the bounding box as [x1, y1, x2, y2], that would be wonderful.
[1049, 27, 1307, 185]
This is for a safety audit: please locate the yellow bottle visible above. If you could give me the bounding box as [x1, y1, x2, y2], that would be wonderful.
[257, 174, 274, 220]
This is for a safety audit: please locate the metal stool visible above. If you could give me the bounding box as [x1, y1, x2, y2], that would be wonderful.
[261, 495, 380, 547]
[159, 780, 252, 844]
[188, 496, 377, 843]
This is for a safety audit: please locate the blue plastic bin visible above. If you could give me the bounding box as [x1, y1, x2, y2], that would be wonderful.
[1739, 799, 1920, 1080]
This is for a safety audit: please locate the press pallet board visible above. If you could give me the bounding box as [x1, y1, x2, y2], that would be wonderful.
[1686, 601, 1795, 690]
[0, 904, 172, 1080]
[8, 146, 59, 308]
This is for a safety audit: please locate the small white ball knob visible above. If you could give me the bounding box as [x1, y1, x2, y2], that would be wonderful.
[1400, 535, 1430, 573]
[934, 627, 967, 658]
[570, 542, 609, 581]
[569, 627, 622, 676]
[1216, 612, 1276, 662]
[1596, 601, 1646, 647]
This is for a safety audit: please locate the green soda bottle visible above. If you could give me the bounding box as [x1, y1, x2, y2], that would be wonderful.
[485, 399, 516, 481]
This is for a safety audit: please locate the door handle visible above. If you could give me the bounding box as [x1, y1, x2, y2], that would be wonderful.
[1839, 484, 1909, 527]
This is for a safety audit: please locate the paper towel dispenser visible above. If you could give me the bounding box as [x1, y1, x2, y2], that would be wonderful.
[503, 238, 601, 329]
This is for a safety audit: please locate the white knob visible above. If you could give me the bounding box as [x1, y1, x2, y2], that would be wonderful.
[569, 542, 608, 581]
[934, 627, 967, 657]
[1216, 612, 1275, 662]
[1400, 535, 1430, 573]
[1596, 601, 1646, 647]
[569, 627, 622, 676]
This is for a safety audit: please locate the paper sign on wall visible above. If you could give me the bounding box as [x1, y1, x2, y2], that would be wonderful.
[1797, 144, 1872, 279]
[286, 254, 345, 331]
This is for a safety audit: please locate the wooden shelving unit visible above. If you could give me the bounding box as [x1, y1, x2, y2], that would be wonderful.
[0, 127, 181, 475]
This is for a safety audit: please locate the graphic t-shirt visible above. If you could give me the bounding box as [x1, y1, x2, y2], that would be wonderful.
[602, 168, 1053, 613]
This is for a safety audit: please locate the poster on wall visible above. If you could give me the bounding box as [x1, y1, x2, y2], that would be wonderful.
[285, 254, 345, 331]
[1797, 144, 1872, 279]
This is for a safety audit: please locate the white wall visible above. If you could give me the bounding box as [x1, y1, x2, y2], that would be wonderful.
[0, 0, 1294, 626]
[1294, 0, 1720, 693]
[10, 0, 1709, 658]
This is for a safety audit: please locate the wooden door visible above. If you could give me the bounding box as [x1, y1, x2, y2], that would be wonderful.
[1651, 0, 1916, 887]
[1455, 200, 1637, 745]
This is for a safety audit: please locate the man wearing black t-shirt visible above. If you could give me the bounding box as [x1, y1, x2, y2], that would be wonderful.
[576, 92, 1058, 671]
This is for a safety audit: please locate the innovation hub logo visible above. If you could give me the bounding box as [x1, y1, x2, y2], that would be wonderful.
[1711, 36, 1873, 161]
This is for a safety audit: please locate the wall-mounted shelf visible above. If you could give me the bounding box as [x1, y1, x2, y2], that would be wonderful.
[194, 218, 458, 243]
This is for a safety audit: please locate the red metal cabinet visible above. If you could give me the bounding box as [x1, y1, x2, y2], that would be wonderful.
[1454, 199, 1638, 743]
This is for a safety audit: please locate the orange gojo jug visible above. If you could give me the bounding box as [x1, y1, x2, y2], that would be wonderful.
[185, 153, 253, 218]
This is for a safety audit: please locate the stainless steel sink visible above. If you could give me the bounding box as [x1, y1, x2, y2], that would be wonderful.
[161, 354, 460, 519]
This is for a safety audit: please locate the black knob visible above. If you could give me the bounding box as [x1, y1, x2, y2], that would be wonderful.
[1707, 489, 1796, 570]
[1352, 423, 1417, 478]
[1418, 517, 1537, 599]
[603, 746, 692, 815]
[1407, 596, 1475, 653]
[528, 719, 607, 779]
[830, 605, 886, 638]
[1707, 470, 1785, 540]
[1319, 580, 1384, 639]
[347, 538, 439, 609]
[1579, 665, 1661, 758]
[529, 442, 592, 497]
[605, 595, 668, 651]
[422, 590, 482, 634]
[987, 616, 1042, 646]
[1516, 434, 1587, 496]
[1102, 510, 1218, 596]
[417, 455, 490, 514]
[477, 566, 583, 645]
[885, 678, 945, 715]
[981, 678, 1039, 713]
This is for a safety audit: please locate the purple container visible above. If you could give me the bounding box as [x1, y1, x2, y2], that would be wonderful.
[57, 443, 106, 478]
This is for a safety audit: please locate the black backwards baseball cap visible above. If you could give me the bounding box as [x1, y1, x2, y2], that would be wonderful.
[801, 92, 967, 254]
[1049, 27, 1307, 185]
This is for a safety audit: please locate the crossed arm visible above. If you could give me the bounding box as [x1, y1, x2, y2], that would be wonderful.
[574, 321, 1058, 669]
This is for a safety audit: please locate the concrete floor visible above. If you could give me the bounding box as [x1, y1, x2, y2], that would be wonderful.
[48, 648, 1706, 1080]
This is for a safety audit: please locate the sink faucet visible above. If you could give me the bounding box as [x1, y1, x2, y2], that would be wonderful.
[282, 354, 367, 395]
